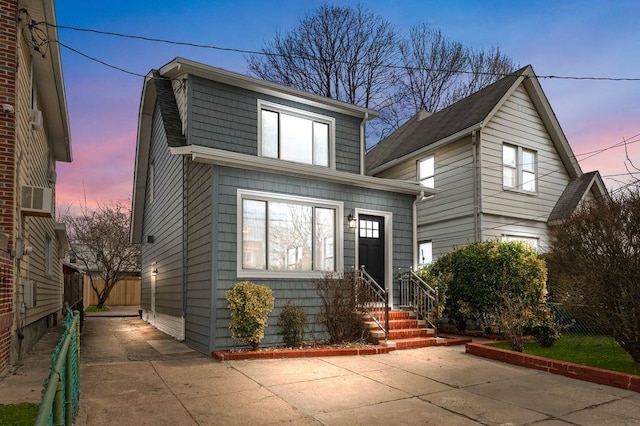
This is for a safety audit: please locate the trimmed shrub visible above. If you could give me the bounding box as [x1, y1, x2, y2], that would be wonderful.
[427, 240, 549, 351]
[278, 301, 307, 347]
[526, 305, 562, 347]
[226, 281, 274, 350]
[314, 273, 369, 343]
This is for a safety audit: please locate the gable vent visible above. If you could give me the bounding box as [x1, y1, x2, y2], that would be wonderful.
[21, 186, 53, 217]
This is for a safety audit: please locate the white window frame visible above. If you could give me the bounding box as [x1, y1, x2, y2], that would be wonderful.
[237, 189, 343, 279]
[417, 155, 435, 188]
[503, 143, 537, 193]
[257, 100, 336, 169]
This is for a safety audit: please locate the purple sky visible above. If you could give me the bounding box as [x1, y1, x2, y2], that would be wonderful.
[53, 0, 640, 209]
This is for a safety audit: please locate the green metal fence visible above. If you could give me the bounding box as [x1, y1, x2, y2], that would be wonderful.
[36, 305, 81, 426]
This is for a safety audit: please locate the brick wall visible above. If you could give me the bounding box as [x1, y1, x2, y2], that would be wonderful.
[0, 0, 17, 374]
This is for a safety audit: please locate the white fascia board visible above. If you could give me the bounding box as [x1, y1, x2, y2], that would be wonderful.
[170, 145, 435, 196]
[159, 58, 378, 120]
[368, 124, 481, 176]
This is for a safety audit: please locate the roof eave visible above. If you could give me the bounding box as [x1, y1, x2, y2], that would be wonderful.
[159, 58, 379, 120]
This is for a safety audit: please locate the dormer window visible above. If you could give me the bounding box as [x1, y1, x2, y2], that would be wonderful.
[259, 100, 333, 167]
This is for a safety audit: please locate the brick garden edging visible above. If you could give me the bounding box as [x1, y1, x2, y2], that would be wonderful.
[213, 336, 472, 361]
[466, 341, 640, 393]
[213, 345, 394, 361]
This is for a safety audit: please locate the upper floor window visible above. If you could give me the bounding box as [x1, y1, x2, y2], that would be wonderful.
[417, 155, 434, 188]
[503, 144, 536, 192]
[259, 101, 333, 167]
[238, 190, 342, 278]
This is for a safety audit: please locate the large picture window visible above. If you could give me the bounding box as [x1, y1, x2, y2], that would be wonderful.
[503, 144, 536, 192]
[259, 101, 333, 167]
[239, 190, 341, 277]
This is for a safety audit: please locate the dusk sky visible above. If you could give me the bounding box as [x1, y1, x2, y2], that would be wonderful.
[53, 0, 640, 209]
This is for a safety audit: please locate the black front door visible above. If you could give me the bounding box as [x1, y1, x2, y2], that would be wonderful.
[358, 214, 385, 287]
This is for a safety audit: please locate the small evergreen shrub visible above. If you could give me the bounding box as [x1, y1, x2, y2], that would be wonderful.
[526, 306, 562, 347]
[226, 281, 274, 350]
[277, 301, 307, 347]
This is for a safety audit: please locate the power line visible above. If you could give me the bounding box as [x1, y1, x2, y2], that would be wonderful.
[43, 21, 640, 82]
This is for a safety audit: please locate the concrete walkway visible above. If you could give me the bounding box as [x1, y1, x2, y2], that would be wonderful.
[75, 317, 640, 425]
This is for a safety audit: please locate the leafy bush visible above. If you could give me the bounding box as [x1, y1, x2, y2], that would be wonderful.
[226, 281, 274, 350]
[526, 306, 562, 347]
[314, 273, 369, 343]
[548, 187, 640, 362]
[428, 240, 548, 351]
[278, 301, 307, 347]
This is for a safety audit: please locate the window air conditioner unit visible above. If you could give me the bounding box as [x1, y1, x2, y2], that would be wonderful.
[31, 109, 43, 129]
[21, 186, 53, 217]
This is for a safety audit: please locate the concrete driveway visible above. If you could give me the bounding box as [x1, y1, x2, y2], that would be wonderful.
[76, 317, 640, 425]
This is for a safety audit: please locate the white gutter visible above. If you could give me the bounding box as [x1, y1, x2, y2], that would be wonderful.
[170, 145, 437, 196]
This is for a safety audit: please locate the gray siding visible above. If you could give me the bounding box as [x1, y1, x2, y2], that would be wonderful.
[210, 166, 414, 350]
[140, 104, 184, 316]
[482, 214, 549, 251]
[189, 77, 362, 173]
[481, 85, 571, 221]
[184, 161, 213, 354]
[378, 136, 477, 260]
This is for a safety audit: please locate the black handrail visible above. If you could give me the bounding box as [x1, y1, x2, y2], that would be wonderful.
[353, 266, 389, 341]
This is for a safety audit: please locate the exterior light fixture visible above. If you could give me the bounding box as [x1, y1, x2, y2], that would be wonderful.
[347, 210, 357, 230]
[151, 262, 158, 276]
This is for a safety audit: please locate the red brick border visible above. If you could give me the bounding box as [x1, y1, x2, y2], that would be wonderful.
[213, 345, 395, 361]
[213, 337, 472, 361]
[466, 341, 640, 393]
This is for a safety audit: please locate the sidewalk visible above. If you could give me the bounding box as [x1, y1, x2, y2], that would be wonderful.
[0, 306, 140, 404]
[75, 317, 640, 425]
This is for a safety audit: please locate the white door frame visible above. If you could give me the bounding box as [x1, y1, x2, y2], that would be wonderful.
[353, 208, 394, 308]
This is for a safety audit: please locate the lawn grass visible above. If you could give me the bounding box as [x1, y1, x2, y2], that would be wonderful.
[491, 333, 640, 376]
[84, 305, 109, 312]
[0, 403, 39, 424]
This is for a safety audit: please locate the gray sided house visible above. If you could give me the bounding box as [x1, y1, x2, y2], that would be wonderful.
[131, 58, 435, 354]
[367, 65, 607, 263]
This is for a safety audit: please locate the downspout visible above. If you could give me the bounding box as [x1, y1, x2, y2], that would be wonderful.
[412, 191, 424, 270]
[472, 131, 478, 242]
[360, 113, 369, 175]
[477, 129, 484, 241]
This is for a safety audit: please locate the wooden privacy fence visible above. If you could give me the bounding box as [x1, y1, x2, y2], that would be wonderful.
[83, 277, 141, 306]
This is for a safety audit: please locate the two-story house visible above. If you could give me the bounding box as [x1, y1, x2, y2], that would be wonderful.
[131, 58, 437, 353]
[366, 65, 606, 265]
[0, 0, 72, 373]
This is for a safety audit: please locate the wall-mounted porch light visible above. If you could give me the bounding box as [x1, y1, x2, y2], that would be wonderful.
[151, 262, 158, 276]
[347, 210, 357, 230]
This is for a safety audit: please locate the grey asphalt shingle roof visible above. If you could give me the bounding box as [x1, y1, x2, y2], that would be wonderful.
[366, 66, 529, 172]
[152, 70, 186, 148]
[548, 171, 598, 222]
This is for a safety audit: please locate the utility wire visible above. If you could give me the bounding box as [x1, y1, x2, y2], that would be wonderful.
[44, 21, 640, 82]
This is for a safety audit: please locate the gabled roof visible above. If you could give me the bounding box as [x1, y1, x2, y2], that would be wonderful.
[548, 171, 608, 222]
[367, 67, 525, 172]
[366, 65, 583, 181]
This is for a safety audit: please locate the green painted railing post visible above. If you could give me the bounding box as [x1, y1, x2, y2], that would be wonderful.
[54, 377, 64, 425]
[65, 347, 73, 425]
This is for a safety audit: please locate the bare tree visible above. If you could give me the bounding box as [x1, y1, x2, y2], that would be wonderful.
[247, 6, 516, 145]
[247, 4, 397, 110]
[61, 201, 140, 308]
[547, 188, 640, 362]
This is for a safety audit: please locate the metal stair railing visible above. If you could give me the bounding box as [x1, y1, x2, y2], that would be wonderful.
[353, 266, 389, 342]
[397, 267, 439, 335]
